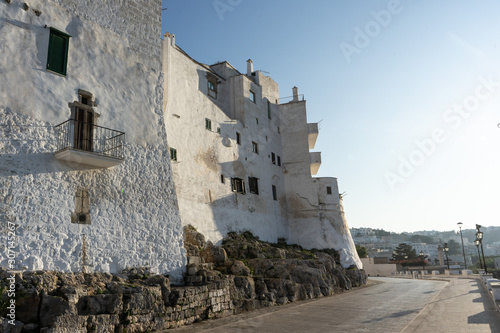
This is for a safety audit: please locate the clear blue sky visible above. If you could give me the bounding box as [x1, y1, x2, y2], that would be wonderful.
[161, 0, 500, 233]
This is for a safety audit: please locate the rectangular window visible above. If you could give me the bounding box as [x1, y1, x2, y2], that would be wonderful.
[217, 127, 221, 134]
[267, 101, 271, 119]
[248, 177, 259, 195]
[272, 185, 277, 201]
[327, 186, 332, 195]
[205, 118, 212, 131]
[231, 178, 245, 194]
[256, 118, 259, 125]
[236, 132, 241, 145]
[170, 147, 177, 161]
[277, 156, 281, 166]
[252, 141, 258, 154]
[250, 90, 256, 103]
[271, 152, 276, 164]
[208, 80, 217, 98]
[221, 174, 225, 183]
[46, 28, 70, 76]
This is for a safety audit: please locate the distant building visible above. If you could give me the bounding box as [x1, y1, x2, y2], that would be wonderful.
[162, 34, 361, 268]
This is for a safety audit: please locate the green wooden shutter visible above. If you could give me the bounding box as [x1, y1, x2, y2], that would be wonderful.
[47, 28, 70, 76]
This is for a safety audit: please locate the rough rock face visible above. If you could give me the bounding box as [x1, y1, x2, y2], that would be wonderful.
[184, 227, 367, 313]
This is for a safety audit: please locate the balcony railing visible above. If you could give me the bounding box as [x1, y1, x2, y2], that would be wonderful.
[54, 119, 125, 167]
[278, 94, 305, 104]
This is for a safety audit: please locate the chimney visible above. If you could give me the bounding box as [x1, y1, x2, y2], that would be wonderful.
[292, 86, 299, 101]
[247, 59, 253, 76]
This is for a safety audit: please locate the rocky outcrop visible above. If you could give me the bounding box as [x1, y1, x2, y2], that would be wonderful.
[184, 227, 367, 312]
[0, 227, 366, 332]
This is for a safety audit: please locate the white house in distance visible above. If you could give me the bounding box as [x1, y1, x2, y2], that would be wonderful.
[0, 0, 186, 282]
[162, 34, 362, 268]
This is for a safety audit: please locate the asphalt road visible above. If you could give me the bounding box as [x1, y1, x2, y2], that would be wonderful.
[168, 277, 480, 333]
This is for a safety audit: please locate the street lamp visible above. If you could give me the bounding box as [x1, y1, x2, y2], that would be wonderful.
[474, 239, 483, 270]
[476, 225, 487, 273]
[443, 243, 450, 269]
[419, 251, 426, 271]
[457, 222, 467, 269]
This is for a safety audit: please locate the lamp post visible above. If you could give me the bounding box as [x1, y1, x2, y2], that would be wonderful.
[443, 243, 450, 269]
[476, 225, 487, 273]
[457, 222, 467, 269]
[419, 251, 426, 271]
[474, 239, 483, 270]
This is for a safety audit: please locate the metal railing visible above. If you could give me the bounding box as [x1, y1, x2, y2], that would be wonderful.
[278, 94, 305, 104]
[55, 119, 125, 159]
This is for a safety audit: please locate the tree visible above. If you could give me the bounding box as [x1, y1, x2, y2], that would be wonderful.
[446, 239, 461, 255]
[356, 244, 368, 258]
[392, 243, 417, 261]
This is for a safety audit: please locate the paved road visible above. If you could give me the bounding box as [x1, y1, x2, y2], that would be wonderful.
[168, 277, 500, 333]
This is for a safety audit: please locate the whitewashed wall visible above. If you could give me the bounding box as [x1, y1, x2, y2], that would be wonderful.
[0, 0, 186, 282]
[162, 36, 289, 244]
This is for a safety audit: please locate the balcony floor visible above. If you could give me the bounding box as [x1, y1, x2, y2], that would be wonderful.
[54, 148, 124, 168]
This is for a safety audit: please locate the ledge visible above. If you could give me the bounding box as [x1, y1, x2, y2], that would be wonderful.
[55, 148, 124, 168]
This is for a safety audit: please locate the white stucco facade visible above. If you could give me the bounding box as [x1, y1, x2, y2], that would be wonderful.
[0, 1, 186, 282]
[162, 34, 362, 269]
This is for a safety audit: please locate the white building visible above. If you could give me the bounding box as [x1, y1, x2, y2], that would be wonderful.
[0, 0, 186, 282]
[162, 34, 361, 268]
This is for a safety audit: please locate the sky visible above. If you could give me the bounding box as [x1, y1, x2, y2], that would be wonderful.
[161, 0, 500, 233]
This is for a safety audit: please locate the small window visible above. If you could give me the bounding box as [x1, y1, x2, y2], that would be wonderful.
[231, 178, 245, 194]
[249, 90, 256, 103]
[272, 185, 277, 201]
[170, 147, 177, 161]
[236, 132, 241, 145]
[46, 28, 71, 76]
[277, 156, 281, 167]
[256, 118, 259, 125]
[205, 118, 212, 131]
[267, 101, 271, 119]
[248, 177, 259, 195]
[221, 174, 225, 184]
[277, 127, 280, 134]
[252, 141, 258, 154]
[326, 186, 332, 195]
[271, 152, 276, 165]
[217, 127, 221, 134]
[71, 188, 90, 225]
[208, 80, 217, 98]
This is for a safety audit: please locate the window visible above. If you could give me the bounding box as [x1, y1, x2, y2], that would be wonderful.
[170, 147, 177, 161]
[277, 127, 280, 134]
[248, 177, 259, 195]
[207, 79, 217, 98]
[46, 28, 70, 76]
[71, 188, 90, 224]
[327, 186, 332, 195]
[256, 118, 259, 125]
[205, 118, 212, 131]
[231, 178, 245, 194]
[236, 132, 241, 145]
[271, 152, 276, 165]
[221, 174, 225, 184]
[267, 101, 271, 119]
[249, 90, 256, 103]
[272, 185, 277, 201]
[277, 156, 281, 166]
[252, 141, 258, 154]
[217, 127, 221, 134]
